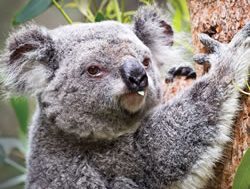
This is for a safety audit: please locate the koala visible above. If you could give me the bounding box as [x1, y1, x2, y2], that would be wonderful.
[0, 5, 250, 189]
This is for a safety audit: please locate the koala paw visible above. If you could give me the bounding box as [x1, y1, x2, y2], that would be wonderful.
[194, 23, 250, 89]
[193, 53, 211, 65]
[166, 66, 197, 83]
[193, 33, 224, 66]
[193, 23, 250, 65]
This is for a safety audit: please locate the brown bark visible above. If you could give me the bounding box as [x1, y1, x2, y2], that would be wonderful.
[186, 1, 250, 189]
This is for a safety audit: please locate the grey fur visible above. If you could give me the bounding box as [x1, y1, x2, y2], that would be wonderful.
[0, 6, 250, 189]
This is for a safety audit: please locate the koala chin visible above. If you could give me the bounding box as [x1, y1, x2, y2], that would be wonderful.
[1, 5, 250, 189]
[120, 91, 147, 113]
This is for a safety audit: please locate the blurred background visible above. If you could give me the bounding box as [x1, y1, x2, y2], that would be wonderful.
[0, 0, 190, 188]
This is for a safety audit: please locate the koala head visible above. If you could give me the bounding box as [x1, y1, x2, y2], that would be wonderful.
[0, 6, 173, 139]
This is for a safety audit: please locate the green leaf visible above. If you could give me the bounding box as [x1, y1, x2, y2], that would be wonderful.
[98, 0, 108, 11]
[75, 0, 89, 16]
[113, 0, 122, 22]
[13, 0, 53, 25]
[172, 9, 182, 32]
[64, 2, 77, 8]
[139, 0, 155, 5]
[10, 97, 29, 135]
[0, 138, 26, 155]
[95, 12, 105, 22]
[106, 1, 115, 18]
[123, 11, 135, 17]
[0, 174, 26, 188]
[168, 0, 190, 32]
[233, 148, 250, 189]
[0, 145, 5, 165]
[4, 158, 26, 173]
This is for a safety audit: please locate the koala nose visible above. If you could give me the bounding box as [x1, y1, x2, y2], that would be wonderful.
[120, 59, 148, 92]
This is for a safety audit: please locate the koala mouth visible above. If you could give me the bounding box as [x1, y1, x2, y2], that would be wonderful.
[120, 90, 147, 113]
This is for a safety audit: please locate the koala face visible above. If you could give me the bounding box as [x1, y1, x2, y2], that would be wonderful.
[41, 21, 162, 138]
[1, 6, 173, 139]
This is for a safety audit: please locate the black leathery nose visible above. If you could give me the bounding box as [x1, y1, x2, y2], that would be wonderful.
[120, 59, 148, 92]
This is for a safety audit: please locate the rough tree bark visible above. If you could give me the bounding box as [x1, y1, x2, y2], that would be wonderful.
[186, 1, 250, 189]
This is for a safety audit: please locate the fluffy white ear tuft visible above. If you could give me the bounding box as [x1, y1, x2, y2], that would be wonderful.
[132, 5, 195, 79]
[0, 24, 57, 96]
[132, 5, 173, 50]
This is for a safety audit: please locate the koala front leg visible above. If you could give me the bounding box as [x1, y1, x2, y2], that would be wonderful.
[136, 23, 250, 189]
[26, 153, 108, 189]
[27, 167, 108, 189]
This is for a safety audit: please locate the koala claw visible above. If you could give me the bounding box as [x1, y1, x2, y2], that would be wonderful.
[196, 23, 250, 67]
[166, 66, 197, 83]
[242, 37, 250, 48]
[199, 33, 222, 52]
[193, 54, 210, 65]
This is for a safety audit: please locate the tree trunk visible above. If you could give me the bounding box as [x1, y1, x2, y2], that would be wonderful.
[187, 1, 250, 189]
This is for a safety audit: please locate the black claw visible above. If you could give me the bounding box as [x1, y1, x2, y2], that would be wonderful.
[174, 66, 193, 76]
[186, 71, 197, 79]
[166, 66, 196, 82]
[165, 77, 174, 83]
[193, 54, 210, 64]
[199, 33, 221, 52]
[168, 67, 176, 75]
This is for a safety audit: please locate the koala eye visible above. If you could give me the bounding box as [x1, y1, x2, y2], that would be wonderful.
[87, 65, 101, 76]
[142, 58, 151, 68]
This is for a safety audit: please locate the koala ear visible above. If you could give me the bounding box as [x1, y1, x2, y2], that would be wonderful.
[132, 5, 174, 50]
[0, 24, 57, 95]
